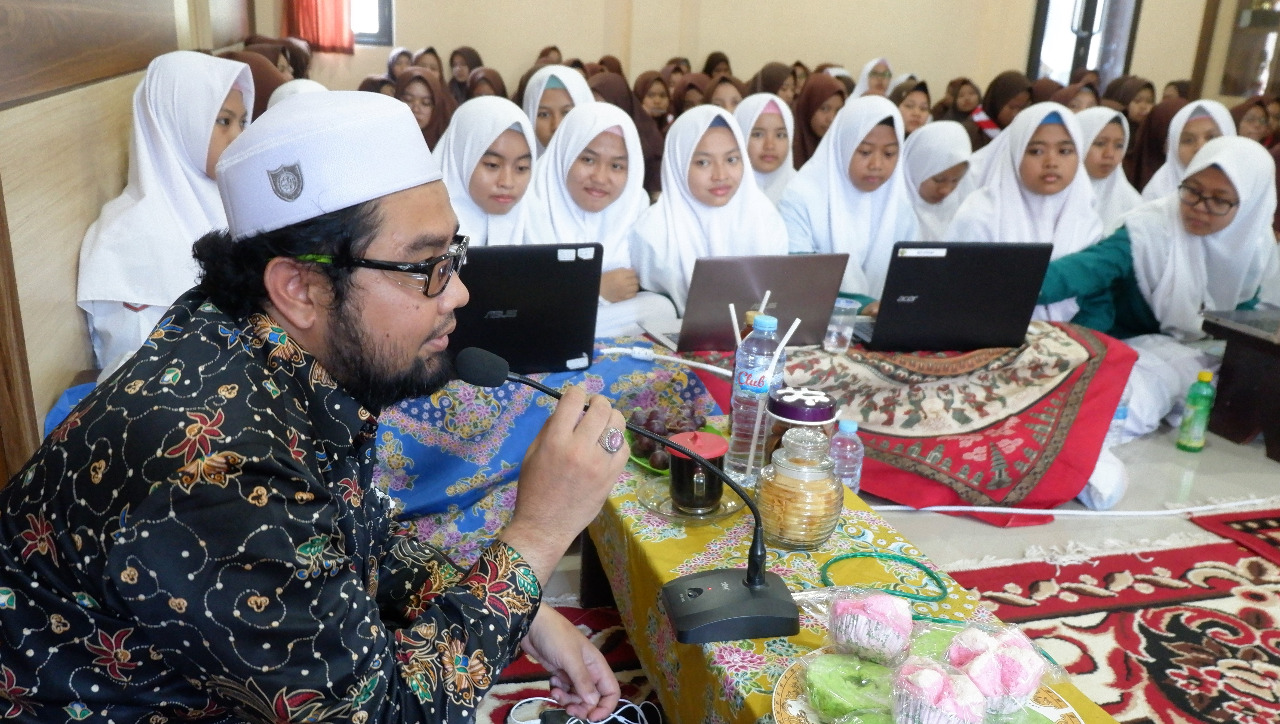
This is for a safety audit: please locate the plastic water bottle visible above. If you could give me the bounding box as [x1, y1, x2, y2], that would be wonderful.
[1176, 371, 1216, 452]
[725, 314, 784, 486]
[830, 419, 865, 494]
[1103, 382, 1133, 449]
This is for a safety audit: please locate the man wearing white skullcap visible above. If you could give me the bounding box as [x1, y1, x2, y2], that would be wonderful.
[0, 92, 624, 722]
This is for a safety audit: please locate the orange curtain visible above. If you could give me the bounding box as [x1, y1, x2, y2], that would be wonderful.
[285, 0, 353, 55]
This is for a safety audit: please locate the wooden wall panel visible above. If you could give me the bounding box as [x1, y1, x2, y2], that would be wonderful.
[0, 174, 39, 484]
[0, 0, 178, 109]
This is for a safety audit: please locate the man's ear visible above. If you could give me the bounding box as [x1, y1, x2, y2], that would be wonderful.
[262, 257, 334, 331]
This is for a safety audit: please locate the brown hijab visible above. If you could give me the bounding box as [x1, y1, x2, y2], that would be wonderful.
[466, 67, 508, 99]
[1050, 81, 1098, 107]
[217, 50, 285, 118]
[357, 74, 394, 94]
[395, 67, 455, 149]
[599, 55, 625, 80]
[748, 62, 792, 95]
[931, 77, 981, 121]
[981, 71, 1032, 124]
[1123, 97, 1187, 191]
[633, 70, 665, 103]
[1108, 76, 1155, 116]
[791, 72, 845, 168]
[670, 72, 711, 117]
[1030, 77, 1064, 104]
[590, 72, 664, 194]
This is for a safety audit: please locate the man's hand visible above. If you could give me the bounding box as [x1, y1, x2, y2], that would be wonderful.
[860, 300, 881, 318]
[500, 386, 628, 584]
[600, 268, 640, 303]
[522, 608, 621, 722]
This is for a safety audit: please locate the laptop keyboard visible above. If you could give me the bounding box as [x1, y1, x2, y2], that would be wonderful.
[853, 317, 876, 343]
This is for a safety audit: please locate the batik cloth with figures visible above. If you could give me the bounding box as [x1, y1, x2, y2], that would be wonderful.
[0, 290, 539, 723]
[785, 322, 1137, 523]
[374, 340, 720, 567]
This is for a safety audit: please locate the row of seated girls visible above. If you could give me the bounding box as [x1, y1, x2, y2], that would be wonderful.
[77, 48, 1280, 466]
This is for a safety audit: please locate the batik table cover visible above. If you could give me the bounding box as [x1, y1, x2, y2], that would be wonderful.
[586, 474, 1118, 723]
[372, 337, 718, 566]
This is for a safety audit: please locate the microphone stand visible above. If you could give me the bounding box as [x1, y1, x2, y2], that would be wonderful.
[508, 372, 800, 644]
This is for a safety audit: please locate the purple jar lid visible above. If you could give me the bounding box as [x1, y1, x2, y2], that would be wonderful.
[767, 387, 838, 423]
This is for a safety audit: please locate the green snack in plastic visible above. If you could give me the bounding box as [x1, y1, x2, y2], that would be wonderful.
[804, 654, 894, 723]
[834, 712, 896, 724]
[909, 623, 964, 659]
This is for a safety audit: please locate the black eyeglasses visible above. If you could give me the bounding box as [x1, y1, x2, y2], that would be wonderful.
[1178, 184, 1239, 217]
[299, 235, 468, 297]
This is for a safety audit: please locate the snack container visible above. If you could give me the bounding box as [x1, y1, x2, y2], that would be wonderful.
[892, 656, 988, 724]
[828, 589, 914, 665]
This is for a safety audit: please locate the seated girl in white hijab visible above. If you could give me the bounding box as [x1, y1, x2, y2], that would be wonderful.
[901, 120, 971, 241]
[946, 102, 1103, 322]
[524, 103, 676, 336]
[1038, 136, 1278, 438]
[1141, 99, 1235, 200]
[779, 96, 918, 305]
[77, 51, 254, 380]
[733, 93, 797, 205]
[631, 106, 789, 314]
[1077, 107, 1142, 230]
[850, 57, 893, 98]
[433, 96, 535, 247]
[522, 65, 595, 157]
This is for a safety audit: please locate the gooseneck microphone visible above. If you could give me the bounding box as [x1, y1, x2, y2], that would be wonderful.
[455, 347, 799, 644]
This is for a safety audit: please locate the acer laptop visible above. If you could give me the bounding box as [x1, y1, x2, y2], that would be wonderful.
[449, 243, 602, 374]
[854, 242, 1053, 352]
[642, 253, 849, 352]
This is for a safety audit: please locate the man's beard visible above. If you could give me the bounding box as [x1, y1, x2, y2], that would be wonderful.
[324, 295, 457, 412]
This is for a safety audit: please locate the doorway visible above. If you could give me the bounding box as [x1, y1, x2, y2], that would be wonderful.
[1028, 0, 1144, 86]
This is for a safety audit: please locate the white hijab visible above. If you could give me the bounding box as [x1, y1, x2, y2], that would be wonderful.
[1076, 107, 1143, 230]
[521, 65, 595, 157]
[78, 51, 254, 308]
[523, 103, 648, 272]
[946, 102, 1102, 321]
[630, 106, 789, 315]
[1127, 136, 1278, 340]
[850, 57, 891, 99]
[733, 93, 797, 205]
[433, 96, 536, 247]
[901, 120, 972, 242]
[1142, 100, 1236, 201]
[778, 95, 919, 298]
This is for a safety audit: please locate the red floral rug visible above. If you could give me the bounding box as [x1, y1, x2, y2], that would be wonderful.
[1193, 509, 1280, 568]
[478, 606, 662, 724]
[948, 541, 1280, 724]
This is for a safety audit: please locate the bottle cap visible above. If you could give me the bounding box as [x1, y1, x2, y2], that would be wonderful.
[767, 387, 838, 423]
[838, 419, 859, 433]
[1197, 370, 1213, 383]
[753, 314, 778, 331]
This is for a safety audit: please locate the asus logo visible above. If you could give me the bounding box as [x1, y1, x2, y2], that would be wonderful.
[896, 295, 918, 303]
[483, 310, 518, 319]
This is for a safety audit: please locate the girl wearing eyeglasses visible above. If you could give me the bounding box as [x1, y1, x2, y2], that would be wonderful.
[850, 57, 893, 98]
[1038, 137, 1279, 437]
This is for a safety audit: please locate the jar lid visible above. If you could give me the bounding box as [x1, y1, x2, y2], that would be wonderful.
[669, 430, 729, 460]
[768, 387, 838, 423]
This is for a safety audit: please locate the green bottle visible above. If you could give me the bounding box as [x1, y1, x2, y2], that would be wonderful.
[1176, 371, 1216, 452]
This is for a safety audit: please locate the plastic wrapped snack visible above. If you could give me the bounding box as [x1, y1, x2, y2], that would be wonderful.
[907, 619, 969, 660]
[892, 656, 988, 724]
[828, 590, 914, 665]
[802, 653, 895, 723]
[945, 625, 1047, 714]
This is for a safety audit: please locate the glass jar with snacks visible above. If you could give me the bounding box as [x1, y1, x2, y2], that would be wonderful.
[764, 386, 839, 461]
[758, 426, 842, 550]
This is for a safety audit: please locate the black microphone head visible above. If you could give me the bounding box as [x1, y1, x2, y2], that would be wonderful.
[455, 347, 510, 388]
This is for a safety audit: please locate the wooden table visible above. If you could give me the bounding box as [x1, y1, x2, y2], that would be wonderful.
[1202, 310, 1280, 462]
[584, 460, 1119, 723]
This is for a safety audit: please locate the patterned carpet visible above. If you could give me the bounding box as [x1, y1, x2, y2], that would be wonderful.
[478, 606, 662, 724]
[948, 539, 1280, 723]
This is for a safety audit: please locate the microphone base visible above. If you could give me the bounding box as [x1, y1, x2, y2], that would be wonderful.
[660, 569, 800, 644]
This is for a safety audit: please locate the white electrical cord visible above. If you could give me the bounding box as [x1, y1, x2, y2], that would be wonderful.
[872, 498, 1273, 518]
[597, 346, 732, 378]
[507, 696, 662, 724]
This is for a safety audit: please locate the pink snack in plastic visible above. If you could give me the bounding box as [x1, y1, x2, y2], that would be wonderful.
[946, 625, 1047, 714]
[830, 592, 914, 662]
[894, 657, 986, 724]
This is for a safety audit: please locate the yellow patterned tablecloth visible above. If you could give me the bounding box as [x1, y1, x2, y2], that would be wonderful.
[587, 468, 1118, 723]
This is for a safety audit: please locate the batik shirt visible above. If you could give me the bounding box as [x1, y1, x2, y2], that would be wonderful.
[0, 290, 540, 723]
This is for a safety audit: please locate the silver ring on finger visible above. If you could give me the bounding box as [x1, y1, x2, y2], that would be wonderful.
[598, 426, 624, 454]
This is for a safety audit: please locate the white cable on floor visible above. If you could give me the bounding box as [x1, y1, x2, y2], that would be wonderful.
[596, 346, 733, 377]
[872, 498, 1273, 518]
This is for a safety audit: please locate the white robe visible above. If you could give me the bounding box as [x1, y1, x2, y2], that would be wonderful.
[433, 96, 536, 247]
[630, 105, 789, 315]
[77, 51, 254, 376]
[901, 120, 972, 241]
[946, 102, 1103, 322]
[778, 95, 919, 298]
[1141, 100, 1236, 201]
[1075, 107, 1143, 231]
[733, 93, 797, 206]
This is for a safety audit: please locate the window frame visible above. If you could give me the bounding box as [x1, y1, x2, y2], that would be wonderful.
[353, 0, 394, 47]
